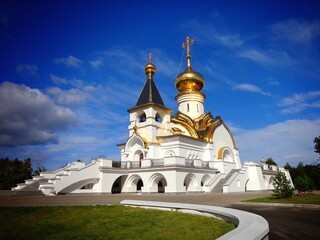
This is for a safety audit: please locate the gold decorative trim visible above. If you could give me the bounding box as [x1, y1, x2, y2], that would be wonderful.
[171, 111, 222, 142]
[171, 127, 185, 134]
[170, 111, 237, 148]
[171, 111, 199, 139]
[217, 147, 223, 159]
[129, 126, 149, 149]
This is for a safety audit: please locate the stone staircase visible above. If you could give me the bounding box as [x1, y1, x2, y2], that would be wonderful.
[11, 161, 89, 196]
[38, 159, 108, 195]
[211, 169, 239, 193]
[11, 176, 47, 196]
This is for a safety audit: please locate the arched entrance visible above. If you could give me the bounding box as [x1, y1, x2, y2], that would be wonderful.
[111, 176, 122, 194]
[137, 179, 143, 191]
[123, 174, 144, 193]
[201, 174, 211, 188]
[148, 173, 167, 193]
[158, 180, 165, 193]
[184, 173, 198, 192]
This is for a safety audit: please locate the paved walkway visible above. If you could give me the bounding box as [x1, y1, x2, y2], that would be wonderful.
[1, 192, 319, 239]
[0, 192, 271, 207]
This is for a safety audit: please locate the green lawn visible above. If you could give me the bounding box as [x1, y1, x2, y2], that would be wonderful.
[0, 205, 235, 240]
[243, 193, 320, 205]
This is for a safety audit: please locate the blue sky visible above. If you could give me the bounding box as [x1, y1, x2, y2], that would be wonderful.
[1, 0, 319, 170]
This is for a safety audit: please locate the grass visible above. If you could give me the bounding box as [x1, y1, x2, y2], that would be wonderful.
[243, 193, 320, 205]
[0, 205, 235, 240]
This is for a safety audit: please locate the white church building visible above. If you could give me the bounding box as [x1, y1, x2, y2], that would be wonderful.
[13, 37, 292, 195]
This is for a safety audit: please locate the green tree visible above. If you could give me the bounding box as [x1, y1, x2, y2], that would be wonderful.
[0, 158, 33, 190]
[285, 162, 320, 190]
[265, 158, 277, 166]
[294, 175, 314, 194]
[33, 165, 47, 176]
[272, 172, 294, 199]
[314, 136, 320, 155]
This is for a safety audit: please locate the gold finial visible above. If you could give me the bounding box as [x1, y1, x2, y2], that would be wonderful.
[144, 51, 156, 79]
[182, 36, 195, 69]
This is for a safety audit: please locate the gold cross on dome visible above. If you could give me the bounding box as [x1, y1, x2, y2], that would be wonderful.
[149, 51, 153, 63]
[182, 36, 195, 57]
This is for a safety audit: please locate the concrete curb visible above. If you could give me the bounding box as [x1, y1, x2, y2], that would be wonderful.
[121, 199, 269, 240]
[238, 202, 320, 209]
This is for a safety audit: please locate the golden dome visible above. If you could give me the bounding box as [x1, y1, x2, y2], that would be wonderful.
[175, 36, 205, 93]
[175, 67, 204, 93]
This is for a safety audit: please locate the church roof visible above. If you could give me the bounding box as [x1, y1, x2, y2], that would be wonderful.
[135, 53, 165, 107]
[136, 77, 165, 107]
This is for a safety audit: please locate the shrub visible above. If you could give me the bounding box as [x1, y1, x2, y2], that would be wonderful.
[272, 172, 294, 199]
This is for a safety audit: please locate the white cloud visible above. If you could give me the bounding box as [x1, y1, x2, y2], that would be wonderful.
[90, 58, 104, 69]
[54, 55, 83, 68]
[234, 119, 320, 166]
[16, 64, 38, 76]
[50, 74, 96, 91]
[182, 20, 245, 48]
[232, 83, 271, 96]
[280, 91, 320, 114]
[214, 34, 245, 48]
[51, 74, 68, 85]
[0, 82, 77, 147]
[47, 87, 90, 106]
[151, 48, 178, 77]
[238, 48, 293, 67]
[94, 79, 139, 106]
[100, 47, 144, 79]
[238, 49, 273, 64]
[272, 19, 320, 44]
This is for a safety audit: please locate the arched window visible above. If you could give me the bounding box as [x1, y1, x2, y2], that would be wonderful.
[138, 113, 146, 123]
[187, 103, 190, 112]
[155, 113, 162, 122]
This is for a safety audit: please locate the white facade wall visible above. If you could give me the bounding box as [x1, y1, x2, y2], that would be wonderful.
[159, 135, 207, 160]
[212, 161, 237, 174]
[212, 125, 235, 158]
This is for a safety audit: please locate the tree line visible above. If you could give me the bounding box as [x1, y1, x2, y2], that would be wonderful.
[0, 158, 46, 190]
[0, 158, 32, 190]
[284, 136, 320, 191]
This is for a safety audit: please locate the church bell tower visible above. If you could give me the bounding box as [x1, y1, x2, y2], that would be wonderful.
[127, 53, 172, 144]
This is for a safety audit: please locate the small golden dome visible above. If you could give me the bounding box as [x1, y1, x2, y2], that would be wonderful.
[175, 36, 205, 93]
[144, 52, 156, 79]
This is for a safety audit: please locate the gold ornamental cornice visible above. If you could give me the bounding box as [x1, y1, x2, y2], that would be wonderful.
[171, 111, 222, 142]
[171, 111, 199, 139]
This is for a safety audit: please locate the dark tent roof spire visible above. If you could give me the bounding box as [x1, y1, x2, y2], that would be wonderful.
[135, 52, 165, 107]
